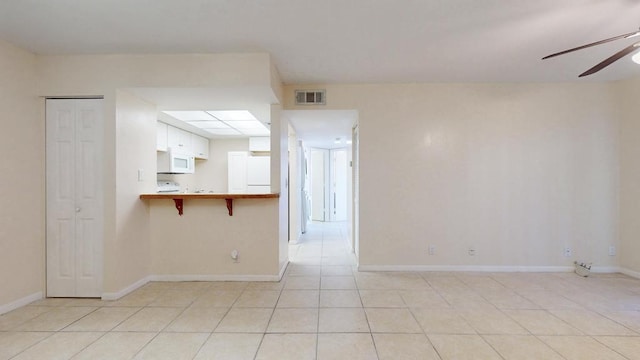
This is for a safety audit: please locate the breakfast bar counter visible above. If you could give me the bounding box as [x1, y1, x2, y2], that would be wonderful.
[140, 193, 280, 216]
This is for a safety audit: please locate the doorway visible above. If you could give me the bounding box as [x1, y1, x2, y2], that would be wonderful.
[285, 109, 358, 257]
[46, 98, 104, 298]
[309, 148, 349, 222]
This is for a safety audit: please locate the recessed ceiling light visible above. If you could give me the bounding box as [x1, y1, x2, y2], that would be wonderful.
[228, 120, 267, 130]
[205, 128, 242, 135]
[163, 111, 214, 121]
[186, 120, 229, 129]
[207, 110, 256, 121]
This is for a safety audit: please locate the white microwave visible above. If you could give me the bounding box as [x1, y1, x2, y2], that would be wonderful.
[157, 148, 194, 174]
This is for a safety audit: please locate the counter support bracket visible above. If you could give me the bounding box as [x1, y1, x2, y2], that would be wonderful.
[140, 193, 279, 217]
[173, 199, 184, 216]
[225, 199, 233, 216]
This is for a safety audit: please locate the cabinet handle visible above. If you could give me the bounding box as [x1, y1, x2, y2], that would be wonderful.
[76, 207, 81, 213]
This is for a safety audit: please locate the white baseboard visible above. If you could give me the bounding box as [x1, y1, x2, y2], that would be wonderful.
[151, 273, 285, 282]
[102, 276, 152, 301]
[357, 265, 575, 273]
[590, 266, 621, 273]
[619, 267, 640, 279]
[102, 266, 291, 300]
[0, 292, 43, 315]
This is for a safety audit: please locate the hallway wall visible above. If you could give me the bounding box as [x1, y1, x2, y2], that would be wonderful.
[284, 82, 619, 271]
[0, 39, 42, 312]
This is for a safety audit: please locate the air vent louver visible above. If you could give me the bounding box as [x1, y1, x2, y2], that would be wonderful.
[295, 90, 326, 105]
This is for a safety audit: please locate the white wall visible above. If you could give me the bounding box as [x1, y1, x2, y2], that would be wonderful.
[284, 83, 620, 271]
[617, 76, 640, 276]
[149, 199, 281, 278]
[0, 39, 42, 312]
[108, 90, 157, 297]
[272, 105, 289, 271]
[288, 124, 300, 242]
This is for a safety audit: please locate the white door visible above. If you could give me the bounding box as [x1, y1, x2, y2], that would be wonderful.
[329, 149, 348, 221]
[228, 151, 248, 193]
[352, 126, 360, 258]
[310, 149, 329, 221]
[46, 99, 104, 298]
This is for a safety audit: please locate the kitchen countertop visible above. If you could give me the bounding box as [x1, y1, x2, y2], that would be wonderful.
[139, 192, 280, 216]
[140, 193, 280, 199]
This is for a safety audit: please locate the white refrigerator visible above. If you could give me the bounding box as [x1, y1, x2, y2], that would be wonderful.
[247, 156, 270, 193]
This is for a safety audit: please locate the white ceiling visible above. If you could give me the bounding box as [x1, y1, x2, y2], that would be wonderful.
[2, 0, 640, 83]
[2, 0, 640, 147]
[285, 110, 358, 150]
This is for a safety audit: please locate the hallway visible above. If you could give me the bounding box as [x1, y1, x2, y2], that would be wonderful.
[288, 221, 356, 267]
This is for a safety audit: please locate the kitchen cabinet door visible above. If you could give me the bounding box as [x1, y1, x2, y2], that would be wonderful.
[192, 134, 209, 159]
[157, 121, 168, 151]
[167, 125, 192, 154]
[249, 136, 270, 152]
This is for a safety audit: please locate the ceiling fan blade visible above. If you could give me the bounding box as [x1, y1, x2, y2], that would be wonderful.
[579, 41, 640, 77]
[542, 30, 640, 60]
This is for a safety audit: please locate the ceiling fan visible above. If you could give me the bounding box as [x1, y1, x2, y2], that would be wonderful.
[542, 28, 640, 77]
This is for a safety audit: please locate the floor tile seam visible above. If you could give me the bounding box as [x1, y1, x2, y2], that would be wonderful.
[456, 310, 515, 336]
[548, 309, 638, 336]
[537, 334, 631, 360]
[478, 334, 524, 360]
[61, 330, 113, 359]
[7, 305, 58, 330]
[39, 306, 101, 333]
[358, 298, 374, 334]
[589, 310, 640, 336]
[128, 329, 165, 359]
[498, 308, 550, 338]
[209, 305, 248, 334]
[190, 328, 217, 359]
[2, 329, 56, 359]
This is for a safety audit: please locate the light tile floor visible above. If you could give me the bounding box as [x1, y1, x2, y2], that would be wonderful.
[1, 221, 640, 359]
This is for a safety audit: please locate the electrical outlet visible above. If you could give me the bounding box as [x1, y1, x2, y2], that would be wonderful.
[563, 247, 572, 258]
[609, 246, 616, 256]
[428, 245, 436, 255]
[468, 247, 476, 256]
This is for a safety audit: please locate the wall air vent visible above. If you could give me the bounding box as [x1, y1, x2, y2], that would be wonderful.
[295, 90, 326, 105]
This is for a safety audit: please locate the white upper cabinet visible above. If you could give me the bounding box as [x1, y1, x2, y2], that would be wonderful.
[167, 125, 192, 154]
[157, 122, 168, 151]
[192, 134, 209, 159]
[249, 136, 270, 152]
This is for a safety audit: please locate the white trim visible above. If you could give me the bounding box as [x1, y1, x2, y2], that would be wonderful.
[101, 276, 151, 301]
[590, 266, 621, 274]
[620, 267, 640, 279]
[0, 292, 43, 315]
[357, 265, 575, 273]
[151, 272, 286, 283]
[101, 265, 291, 300]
